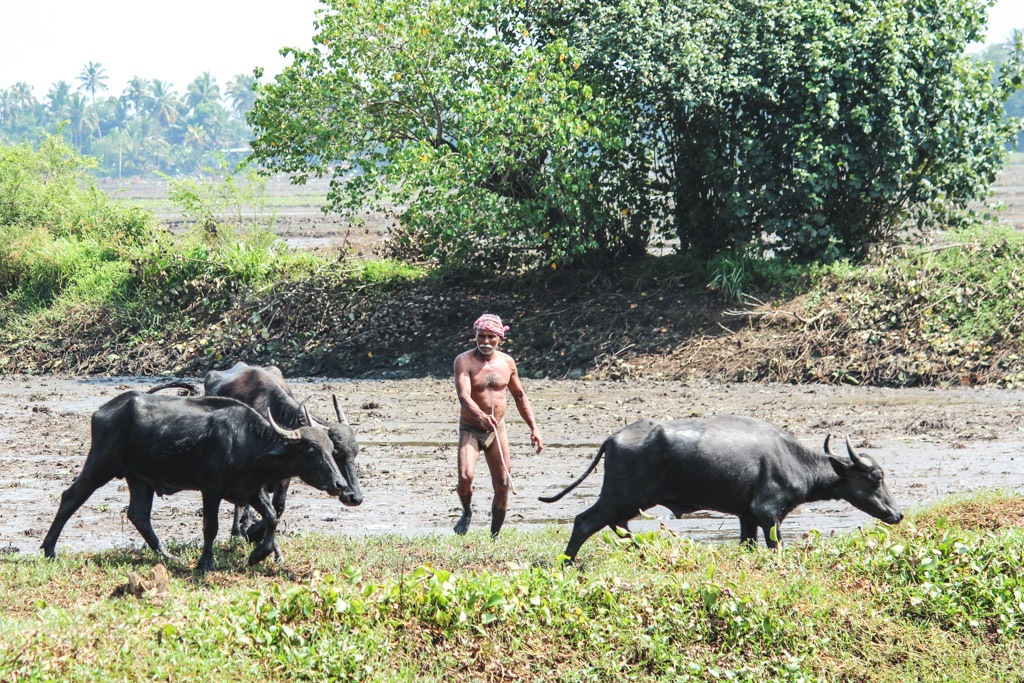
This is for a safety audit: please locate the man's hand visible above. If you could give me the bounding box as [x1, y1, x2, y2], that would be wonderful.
[531, 430, 544, 454]
[477, 411, 498, 432]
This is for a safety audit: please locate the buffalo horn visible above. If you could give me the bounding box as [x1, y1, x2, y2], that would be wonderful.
[823, 433, 836, 456]
[298, 396, 330, 427]
[845, 436, 876, 470]
[333, 395, 349, 425]
[267, 411, 302, 441]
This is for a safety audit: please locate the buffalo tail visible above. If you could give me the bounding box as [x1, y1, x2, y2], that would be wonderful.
[147, 381, 202, 396]
[538, 442, 607, 503]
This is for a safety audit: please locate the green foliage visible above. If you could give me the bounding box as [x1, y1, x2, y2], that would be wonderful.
[248, 0, 1022, 272]
[3, 496, 1022, 681]
[846, 522, 1024, 638]
[167, 156, 276, 238]
[0, 135, 153, 318]
[544, 0, 1024, 263]
[1, 68, 256, 177]
[248, 0, 650, 272]
[0, 138, 418, 360]
[807, 226, 1024, 384]
[698, 248, 812, 302]
[0, 133, 151, 240]
[973, 30, 1024, 150]
[352, 259, 428, 283]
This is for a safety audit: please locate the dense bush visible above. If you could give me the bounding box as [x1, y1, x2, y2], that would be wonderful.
[541, 0, 1024, 262]
[0, 137, 328, 333]
[249, 0, 1023, 272]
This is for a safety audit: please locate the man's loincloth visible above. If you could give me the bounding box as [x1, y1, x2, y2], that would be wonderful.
[459, 419, 506, 449]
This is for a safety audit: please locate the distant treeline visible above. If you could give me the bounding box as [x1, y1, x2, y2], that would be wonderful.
[0, 62, 255, 177]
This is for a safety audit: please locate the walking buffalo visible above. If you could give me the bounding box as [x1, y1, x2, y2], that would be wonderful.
[41, 391, 347, 572]
[202, 362, 363, 539]
[540, 416, 903, 562]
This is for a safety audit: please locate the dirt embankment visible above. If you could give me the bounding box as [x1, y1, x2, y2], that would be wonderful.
[35, 163, 1016, 388]
[5, 259, 1023, 390]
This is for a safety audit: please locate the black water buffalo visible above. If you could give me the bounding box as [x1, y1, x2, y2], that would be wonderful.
[203, 362, 362, 539]
[540, 416, 903, 562]
[41, 391, 346, 572]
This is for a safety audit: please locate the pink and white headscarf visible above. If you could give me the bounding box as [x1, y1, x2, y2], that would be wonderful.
[474, 313, 509, 338]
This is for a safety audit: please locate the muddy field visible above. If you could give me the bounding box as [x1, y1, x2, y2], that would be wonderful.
[2, 375, 1023, 561]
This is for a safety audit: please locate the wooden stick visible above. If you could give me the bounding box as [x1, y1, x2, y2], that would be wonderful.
[492, 407, 517, 495]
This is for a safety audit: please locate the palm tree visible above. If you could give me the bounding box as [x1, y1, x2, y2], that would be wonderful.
[9, 82, 37, 111]
[0, 88, 11, 124]
[122, 77, 151, 118]
[66, 93, 89, 147]
[185, 72, 221, 112]
[149, 79, 181, 127]
[46, 81, 72, 119]
[77, 61, 109, 104]
[225, 74, 256, 119]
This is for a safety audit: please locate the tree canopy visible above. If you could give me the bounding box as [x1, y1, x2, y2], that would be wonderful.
[248, 0, 650, 270]
[248, 0, 1023, 271]
[538, 0, 1024, 261]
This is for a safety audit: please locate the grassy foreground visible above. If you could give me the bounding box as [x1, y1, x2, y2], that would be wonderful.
[2, 495, 1022, 682]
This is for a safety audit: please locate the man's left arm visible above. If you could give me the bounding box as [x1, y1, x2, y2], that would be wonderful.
[507, 358, 543, 454]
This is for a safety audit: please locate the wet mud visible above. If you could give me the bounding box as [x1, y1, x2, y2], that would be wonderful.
[2, 375, 1023, 558]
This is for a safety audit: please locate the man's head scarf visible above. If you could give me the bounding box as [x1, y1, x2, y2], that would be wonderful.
[474, 313, 509, 339]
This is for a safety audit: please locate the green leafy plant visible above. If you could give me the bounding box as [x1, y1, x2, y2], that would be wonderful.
[247, 0, 650, 272]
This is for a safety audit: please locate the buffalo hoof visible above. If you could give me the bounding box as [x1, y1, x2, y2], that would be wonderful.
[453, 513, 471, 535]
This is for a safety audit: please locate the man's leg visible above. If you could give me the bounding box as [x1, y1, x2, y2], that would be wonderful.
[483, 428, 512, 538]
[455, 431, 480, 535]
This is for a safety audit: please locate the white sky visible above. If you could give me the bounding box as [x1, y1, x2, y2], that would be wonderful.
[0, 0, 1022, 98]
[0, 0, 320, 97]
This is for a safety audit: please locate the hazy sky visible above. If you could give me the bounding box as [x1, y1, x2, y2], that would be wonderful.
[0, 0, 320, 96]
[1, 0, 1022, 97]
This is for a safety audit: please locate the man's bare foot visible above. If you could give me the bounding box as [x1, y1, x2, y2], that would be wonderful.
[454, 513, 471, 535]
[490, 505, 506, 539]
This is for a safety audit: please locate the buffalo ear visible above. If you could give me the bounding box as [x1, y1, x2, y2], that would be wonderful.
[829, 456, 850, 477]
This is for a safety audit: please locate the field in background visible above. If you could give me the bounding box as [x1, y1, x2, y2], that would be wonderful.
[98, 174, 394, 257]
[98, 153, 1024, 257]
[986, 152, 1024, 227]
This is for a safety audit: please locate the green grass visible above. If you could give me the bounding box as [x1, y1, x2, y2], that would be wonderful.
[0, 138, 427, 355]
[2, 495, 1022, 681]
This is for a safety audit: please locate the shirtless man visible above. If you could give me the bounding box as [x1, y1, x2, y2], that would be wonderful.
[453, 313, 543, 537]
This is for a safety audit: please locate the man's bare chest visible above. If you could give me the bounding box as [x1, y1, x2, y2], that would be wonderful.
[471, 366, 510, 391]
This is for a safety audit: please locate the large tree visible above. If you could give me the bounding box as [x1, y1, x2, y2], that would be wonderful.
[45, 81, 72, 120]
[121, 77, 152, 119]
[539, 0, 1024, 261]
[247, 0, 650, 270]
[148, 80, 181, 128]
[185, 72, 221, 113]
